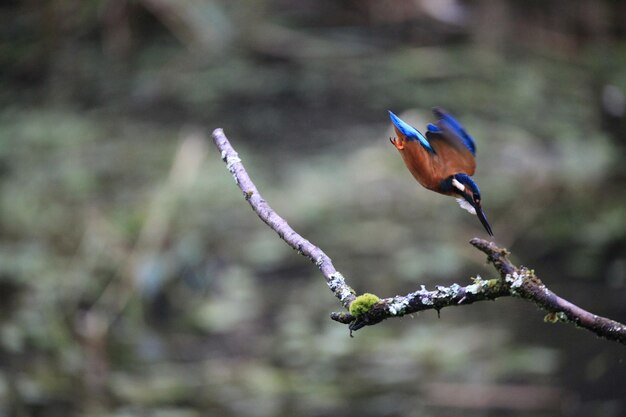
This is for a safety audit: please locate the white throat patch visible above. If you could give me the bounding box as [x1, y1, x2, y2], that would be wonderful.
[451, 178, 465, 192]
[456, 198, 477, 215]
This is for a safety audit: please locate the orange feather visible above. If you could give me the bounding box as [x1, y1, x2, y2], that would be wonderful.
[391, 125, 476, 194]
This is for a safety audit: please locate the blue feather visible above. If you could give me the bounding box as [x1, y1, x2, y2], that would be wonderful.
[454, 173, 480, 198]
[433, 108, 476, 155]
[427, 123, 441, 133]
[388, 111, 434, 153]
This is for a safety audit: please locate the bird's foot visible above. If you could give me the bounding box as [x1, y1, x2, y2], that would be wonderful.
[389, 137, 404, 150]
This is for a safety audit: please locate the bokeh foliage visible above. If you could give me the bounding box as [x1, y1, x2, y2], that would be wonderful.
[0, 1, 625, 416]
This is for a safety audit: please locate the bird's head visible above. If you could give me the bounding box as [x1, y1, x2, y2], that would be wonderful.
[445, 173, 493, 236]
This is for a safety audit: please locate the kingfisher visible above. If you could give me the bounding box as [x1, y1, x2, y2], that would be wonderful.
[388, 108, 493, 236]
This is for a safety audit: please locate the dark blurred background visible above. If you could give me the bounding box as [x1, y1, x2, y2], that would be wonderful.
[1, 1, 625, 416]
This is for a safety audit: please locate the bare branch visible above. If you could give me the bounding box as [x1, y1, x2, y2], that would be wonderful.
[211, 128, 626, 346]
[211, 128, 356, 309]
[471, 239, 626, 345]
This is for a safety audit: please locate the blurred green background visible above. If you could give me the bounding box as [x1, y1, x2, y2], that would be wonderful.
[1, 1, 625, 416]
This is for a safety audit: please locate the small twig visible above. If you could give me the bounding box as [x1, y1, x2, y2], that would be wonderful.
[212, 128, 626, 346]
[212, 128, 356, 308]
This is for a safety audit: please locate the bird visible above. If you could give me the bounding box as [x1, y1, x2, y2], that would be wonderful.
[388, 108, 493, 236]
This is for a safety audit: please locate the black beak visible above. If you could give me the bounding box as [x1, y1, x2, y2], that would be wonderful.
[475, 205, 494, 237]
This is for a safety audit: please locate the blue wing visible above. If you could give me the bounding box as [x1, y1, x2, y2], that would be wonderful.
[432, 108, 476, 155]
[388, 111, 434, 153]
[427, 123, 441, 133]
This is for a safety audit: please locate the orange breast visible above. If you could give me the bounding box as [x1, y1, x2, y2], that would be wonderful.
[396, 139, 476, 195]
[398, 141, 441, 191]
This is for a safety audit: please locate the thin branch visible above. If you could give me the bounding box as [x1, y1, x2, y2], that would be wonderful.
[212, 128, 356, 309]
[211, 128, 626, 346]
[471, 239, 626, 345]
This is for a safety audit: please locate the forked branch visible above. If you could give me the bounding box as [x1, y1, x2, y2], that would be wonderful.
[212, 128, 626, 346]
